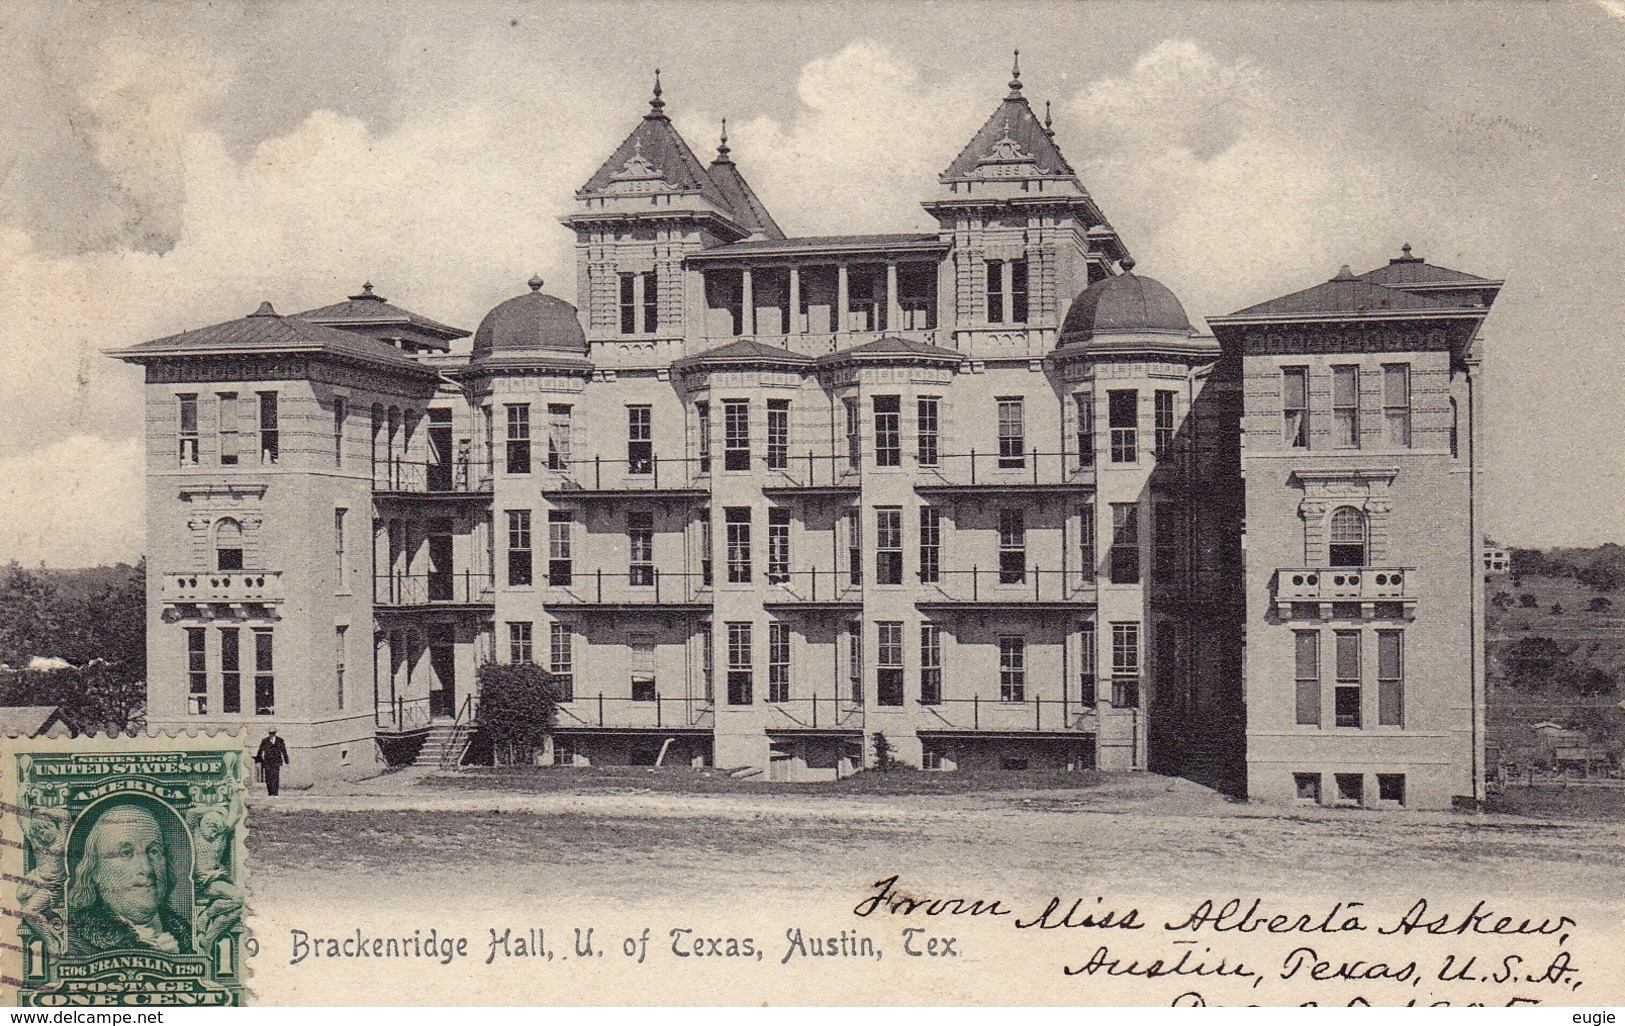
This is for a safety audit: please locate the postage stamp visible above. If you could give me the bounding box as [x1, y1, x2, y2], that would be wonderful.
[3, 734, 248, 1006]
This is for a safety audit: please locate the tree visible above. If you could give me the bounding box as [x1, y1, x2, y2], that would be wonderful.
[1589, 596, 1614, 613]
[1550, 602, 1564, 616]
[53, 561, 146, 678]
[1491, 591, 1515, 610]
[870, 731, 895, 771]
[1576, 667, 1618, 697]
[1500, 636, 1575, 690]
[475, 662, 567, 766]
[0, 663, 145, 733]
[1577, 545, 1624, 593]
[0, 563, 60, 668]
[1518, 594, 1539, 609]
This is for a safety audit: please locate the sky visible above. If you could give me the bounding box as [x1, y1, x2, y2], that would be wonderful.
[0, 0, 1621, 566]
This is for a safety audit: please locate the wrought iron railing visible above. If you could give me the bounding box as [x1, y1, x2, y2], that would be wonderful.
[540, 455, 708, 493]
[763, 695, 865, 731]
[373, 572, 495, 606]
[544, 569, 711, 606]
[762, 568, 862, 604]
[372, 457, 490, 494]
[916, 694, 1095, 732]
[915, 567, 1095, 604]
[553, 693, 714, 729]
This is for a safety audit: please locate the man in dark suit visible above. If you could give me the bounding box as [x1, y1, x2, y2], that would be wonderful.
[255, 730, 290, 796]
[67, 803, 192, 956]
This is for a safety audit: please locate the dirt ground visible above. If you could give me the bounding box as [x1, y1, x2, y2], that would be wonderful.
[241, 768, 1625, 1005]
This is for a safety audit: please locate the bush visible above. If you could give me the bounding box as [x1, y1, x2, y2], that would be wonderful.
[1550, 602, 1564, 615]
[1519, 594, 1539, 609]
[1491, 591, 1515, 610]
[871, 731, 895, 771]
[475, 662, 568, 766]
[1588, 596, 1613, 613]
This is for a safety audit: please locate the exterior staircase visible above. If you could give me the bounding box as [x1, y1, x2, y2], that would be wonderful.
[413, 723, 464, 769]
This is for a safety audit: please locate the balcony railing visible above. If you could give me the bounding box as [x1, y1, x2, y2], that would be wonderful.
[375, 696, 433, 734]
[764, 696, 865, 731]
[915, 567, 1095, 606]
[1274, 567, 1415, 618]
[162, 571, 284, 605]
[373, 572, 495, 607]
[373, 458, 491, 495]
[763, 568, 863, 606]
[541, 456, 707, 495]
[544, 569, 711, 607]
[555, 693, 714, 730]
[762, 452, 863, 490]
[914, 450, 1093, 490]
[917, 694, 1096, 733]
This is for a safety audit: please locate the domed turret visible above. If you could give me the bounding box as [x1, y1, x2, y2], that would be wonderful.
[1058, 260, 1193, 347]
[471, 275, 587, 360]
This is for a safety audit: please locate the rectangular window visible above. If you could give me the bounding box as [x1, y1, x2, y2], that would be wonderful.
[642, 270, 659, 333]
[877, 622, 904, 706]
[628, 511, 654, 586]
[1295, 773, 1322, 804]
[1110, 503, 1140, 585]
[627, 405, 653, 476]
[1010, 258, 1029, 324]
[178, 394, 200, 466]
[1154, 501, 1184, 579]
[875, 507, 903, 585]
[187, 627, 207, 715]
[1335, 773, 1364, 806]
[998, 508, 1026, 585]
[631, 636, 656, 701]
[1111, 623, 1140, 707]
[847, 508, 862, 586]
[1378, 630, 1404, 727]
[699, 622, 714, 703]
[217, 393, 238, 466]
[546, 403, 571, 472]
[695, 401, 711, 475]
[1295, 631, 1321, 726]
[509, 621, 534, 664]
[1080, 504, 1097, 582]
[723, 400, 750, 471]
[1079, 624, 1097, 705]
[1108, 390, 1137, 463]
[335, 625, 347, 710]
[872, 395, 902, 467]
[549, 623, 574, 700]
[505, 404, 531, 474]
[918, 505, 941, 584]
[1154, 389, 1177, 460]
[333, 395, 346, 467]
[997, 398, 1025, 468]
[699, 509, 713, 587]
[220, 627, 240, 714]
[253, 628, 275, 715]
[546, 510, 572, 586]
[725, 506, 752, 583]
[1075, 392, 1094, 469]
[845, 397, 861, 471]
[847, 620, 863, 704]
[1283, 367, 1309, 448]
[507, 510, 534, 586]
[767, 507, 790, 583]
[766, 399, 789, 471]
[1335, 630, 1362, 728]
[258, 392, 279, 465]
[334, 508, 347, 586]
[1383, 364, 1411, 448]
[916, 397, 940, 467]
[999, 636, 1026, 702]
[768, 621, 791, 703]
[726, 622, 753, 705]
[619, 272, 637, 334]
[1377, 773, 1406, 806]
[1333, 365, 1360, 448]
[986, 258, 1005, 323]
[920, 624, 942, 706]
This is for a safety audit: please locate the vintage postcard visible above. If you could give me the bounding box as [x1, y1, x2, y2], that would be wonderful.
[1, 0, 1622, 1009]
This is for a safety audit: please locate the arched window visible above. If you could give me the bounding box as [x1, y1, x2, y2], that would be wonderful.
[1328, 507, 1367, 567]
[215, 518, 244, 571]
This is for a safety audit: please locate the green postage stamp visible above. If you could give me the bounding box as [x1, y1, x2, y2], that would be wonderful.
[3, 733, 248, 1006]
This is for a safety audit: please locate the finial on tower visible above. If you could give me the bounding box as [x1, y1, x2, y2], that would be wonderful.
[528, 274, 544, 292]
[715, 117, 731, 162]
[648, 68, 665, 117]
[1008, 49, 1023, 97]
[1044, 100, 1053, 136]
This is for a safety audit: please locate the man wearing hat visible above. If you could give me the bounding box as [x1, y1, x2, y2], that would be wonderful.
[254, 730, 290, 796]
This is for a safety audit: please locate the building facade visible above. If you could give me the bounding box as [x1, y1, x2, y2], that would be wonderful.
[111, 64, 1499, 807]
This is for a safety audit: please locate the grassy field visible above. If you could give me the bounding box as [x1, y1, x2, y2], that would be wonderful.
[421, 764, 1106, 796]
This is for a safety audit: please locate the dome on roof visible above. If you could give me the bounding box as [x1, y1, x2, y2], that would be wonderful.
[1058, 269, 1192, 347]
[471, 278, 587, 359]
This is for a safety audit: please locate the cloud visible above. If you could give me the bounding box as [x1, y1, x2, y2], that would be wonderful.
[0, 436, 145, 567]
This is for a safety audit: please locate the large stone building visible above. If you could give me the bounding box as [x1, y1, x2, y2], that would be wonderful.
[110, 62, 1500, 808]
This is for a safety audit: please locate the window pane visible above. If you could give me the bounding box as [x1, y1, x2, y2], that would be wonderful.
[1295, 631, 1319, 679]
[1282, 367, 1307, 409]
[1335, 632, 1360, 681]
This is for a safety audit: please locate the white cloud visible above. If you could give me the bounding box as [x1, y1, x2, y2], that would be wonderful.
[0, 435, 144, 567]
